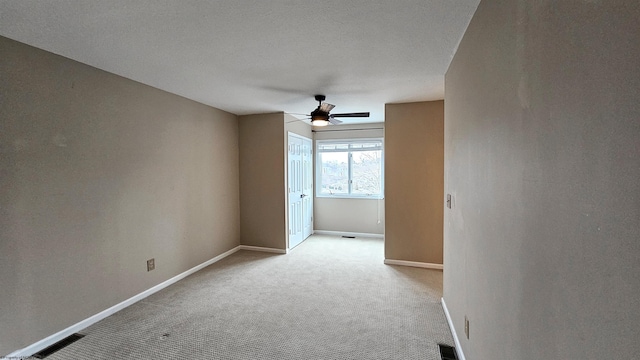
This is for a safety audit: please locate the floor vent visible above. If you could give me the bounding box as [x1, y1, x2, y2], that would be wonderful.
[32, 333, 85, 359]
[341, 235, 356, 238]
[438, 344, 458, 360]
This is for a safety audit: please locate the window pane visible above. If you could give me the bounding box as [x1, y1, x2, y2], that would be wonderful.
[351, 150, 382, 195]
[319, 152, 349, 195]
[316, 139, 384, 198]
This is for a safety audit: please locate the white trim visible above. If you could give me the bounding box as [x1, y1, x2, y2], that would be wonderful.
[287, 131, 311, 141]
[313, 230, 384, 239]
[441, 297, 467, 360]
[5, 245, 244, 359]
[315, 194, 384, 200]
[383, 259, 443, 270]
[238, 245, 287, 254]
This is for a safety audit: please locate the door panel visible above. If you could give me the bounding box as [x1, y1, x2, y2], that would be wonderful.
[288, 135, 303, 248]
[302, 137, 313, 238]
[288, 133, 312, 249]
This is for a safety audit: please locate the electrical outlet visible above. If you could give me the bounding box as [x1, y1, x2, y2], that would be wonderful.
[147, 258, 155, 272]
[464, 316, 470, 339]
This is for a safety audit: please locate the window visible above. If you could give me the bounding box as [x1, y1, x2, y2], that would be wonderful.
[316, 138, 384, 198]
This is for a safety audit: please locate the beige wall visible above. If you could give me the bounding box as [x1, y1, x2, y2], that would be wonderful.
[444, 1, 640, 359]
[0, 36, 240, 356]
[238, 113, 286, 249]
[385, 101, 444, 264]
[313, 123, 385, 235]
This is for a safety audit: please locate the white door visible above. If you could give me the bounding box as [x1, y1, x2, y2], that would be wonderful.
[301, 137, 313, 239]
[288, 133, 313, 249]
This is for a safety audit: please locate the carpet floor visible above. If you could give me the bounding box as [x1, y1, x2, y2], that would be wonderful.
[34, 235, 453, 359]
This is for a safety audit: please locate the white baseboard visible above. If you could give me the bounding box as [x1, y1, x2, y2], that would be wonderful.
[383, 259, 443, 270]
[441, 297, 466, 360]
[238, 245, 287, 254]
[313, 230, 384, 239]
[5, 245, 246, 359]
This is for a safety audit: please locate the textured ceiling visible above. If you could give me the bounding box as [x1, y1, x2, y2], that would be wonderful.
[0, 0, 479, 123]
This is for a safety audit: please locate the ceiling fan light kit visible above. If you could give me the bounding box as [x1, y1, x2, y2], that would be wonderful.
[307, 94, 370, 127]
[310, 117, 329, 127]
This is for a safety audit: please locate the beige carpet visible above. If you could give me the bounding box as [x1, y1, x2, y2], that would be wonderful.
[35, 235, 453, 359]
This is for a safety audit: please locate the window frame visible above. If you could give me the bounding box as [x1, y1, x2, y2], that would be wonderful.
[315, 138, 384, 199]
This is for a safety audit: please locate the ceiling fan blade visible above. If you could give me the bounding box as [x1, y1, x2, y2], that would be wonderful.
[328, 116, 343, 125]
[330, 112, 370, 118]
[286, 112, 310, 116]
[319, 102, 335, 113]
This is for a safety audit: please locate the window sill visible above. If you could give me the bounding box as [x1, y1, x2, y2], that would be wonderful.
[316, 194, 384, 200]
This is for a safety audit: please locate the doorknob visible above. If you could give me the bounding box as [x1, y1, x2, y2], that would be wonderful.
[300, 194, 307, 198]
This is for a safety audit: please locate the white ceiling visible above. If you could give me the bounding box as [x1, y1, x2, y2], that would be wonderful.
[0, 0, 479, 124]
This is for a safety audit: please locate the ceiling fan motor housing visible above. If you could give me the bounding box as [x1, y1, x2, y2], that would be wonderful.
[311, 94, 330, 121]
[311, 108, 329, 121]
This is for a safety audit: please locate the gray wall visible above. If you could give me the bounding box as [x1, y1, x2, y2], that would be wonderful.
[313, 123, 385, 235]
[0, 36, 241, 356]
[385, 101, 444, 264]
[443, 1, 640, 359]
[285, 113, 312, 140]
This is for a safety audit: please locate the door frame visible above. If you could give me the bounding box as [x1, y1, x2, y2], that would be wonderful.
[287, 132, 313, 250]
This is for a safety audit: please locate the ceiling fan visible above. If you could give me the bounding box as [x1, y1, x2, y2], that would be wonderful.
[307, 95, 370, 127]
